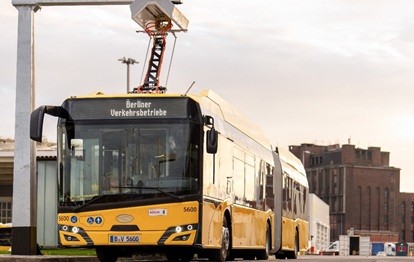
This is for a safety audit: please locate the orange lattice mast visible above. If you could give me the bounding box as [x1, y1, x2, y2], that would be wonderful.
[130, 0, 188, 93]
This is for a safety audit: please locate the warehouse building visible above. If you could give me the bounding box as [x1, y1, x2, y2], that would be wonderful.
[290, 143, 414, 242]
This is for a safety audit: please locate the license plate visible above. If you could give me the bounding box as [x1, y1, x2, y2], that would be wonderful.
[109, 235, 140, 243]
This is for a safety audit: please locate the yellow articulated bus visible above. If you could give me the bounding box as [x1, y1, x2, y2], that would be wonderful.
[30, 89, 308, 261]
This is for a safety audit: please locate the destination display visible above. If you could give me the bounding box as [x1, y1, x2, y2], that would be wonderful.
[65, 98, 189, 120]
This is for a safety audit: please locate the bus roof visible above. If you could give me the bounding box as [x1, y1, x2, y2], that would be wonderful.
[278, 146, 309, 188]
[188, 89, 272, 152]
[69, 90, 272, 153]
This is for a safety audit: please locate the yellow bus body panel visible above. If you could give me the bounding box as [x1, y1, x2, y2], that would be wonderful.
[201, 201, 272, 250]
[201, 201, 222, 248]
[231, 205, 270, 249]
[297, 219, 309, 251]
[58, 201, 199, 247]
[281, 217, 296, 251]
[200, 200, 233, 249]
[281, 217, 309, 252]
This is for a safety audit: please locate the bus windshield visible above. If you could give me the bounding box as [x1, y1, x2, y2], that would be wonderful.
[58, 121, 200, 206]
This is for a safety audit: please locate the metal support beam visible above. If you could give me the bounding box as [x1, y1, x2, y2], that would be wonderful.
[12, 4, 38, 255]
[12, 0, 133, 6]
[12, 0, 182, 6]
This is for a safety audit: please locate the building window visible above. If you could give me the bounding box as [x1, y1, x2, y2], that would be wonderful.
[384, 203, 388, 211]
[0, 197, 12, 224]
[384, 215, 388, 224]
[384, 188, 389, 198]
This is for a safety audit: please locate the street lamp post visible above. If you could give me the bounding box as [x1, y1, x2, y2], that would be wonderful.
[118, 57, 138, 93]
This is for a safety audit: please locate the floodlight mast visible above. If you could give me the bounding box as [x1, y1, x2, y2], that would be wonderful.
[130, 0, 188, 93]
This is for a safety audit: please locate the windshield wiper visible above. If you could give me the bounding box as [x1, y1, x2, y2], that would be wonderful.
[120, 186, 183, 201]
[73, 195, 106, 212]
[72, 186, 183, 212]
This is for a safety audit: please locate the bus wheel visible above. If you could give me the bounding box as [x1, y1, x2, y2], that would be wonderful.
[294, 230, 299, 259]
[96, 247, 118, 262]
[256, 222, 270, 260]
[210, 216, 230, 262]
[288, 230, 299, 259]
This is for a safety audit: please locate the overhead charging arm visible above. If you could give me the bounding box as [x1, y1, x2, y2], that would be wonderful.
[129, 0, 188, 93]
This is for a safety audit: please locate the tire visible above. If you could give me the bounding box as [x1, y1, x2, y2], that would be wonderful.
[293, 230, 299, 259]
[209, 216, 230, 262]
[96, 247, 118, 262]
[256, 222, 270, 260]
[287, 230, 298, 259]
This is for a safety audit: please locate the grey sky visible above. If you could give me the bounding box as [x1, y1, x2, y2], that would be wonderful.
[1, 0, 414, 191]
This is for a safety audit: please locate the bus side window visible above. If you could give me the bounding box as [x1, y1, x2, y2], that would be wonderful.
[282, 174, 290, 212]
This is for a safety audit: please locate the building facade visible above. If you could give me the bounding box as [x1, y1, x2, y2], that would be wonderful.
[0, 153, 13, 224]
[290, 143, 414, 242]
[308, 193, 330, 254]
[0, 138, 58, 247]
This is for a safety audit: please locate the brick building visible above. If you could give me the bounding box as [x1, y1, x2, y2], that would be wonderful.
[289, 143, 414, 242]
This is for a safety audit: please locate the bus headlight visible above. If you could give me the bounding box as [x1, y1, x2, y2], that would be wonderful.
[175, 226, 183, 233]
[72, 226, 79, 234]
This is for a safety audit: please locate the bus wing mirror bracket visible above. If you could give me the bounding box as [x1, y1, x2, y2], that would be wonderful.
[204, 115, 218, 154]
[30, 105, 72, 143]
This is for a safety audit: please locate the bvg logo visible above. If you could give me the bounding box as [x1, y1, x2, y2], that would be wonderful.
[116, 214, 134, 223]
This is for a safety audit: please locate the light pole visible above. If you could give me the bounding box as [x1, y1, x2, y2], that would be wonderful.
[118, 57, 138, 93]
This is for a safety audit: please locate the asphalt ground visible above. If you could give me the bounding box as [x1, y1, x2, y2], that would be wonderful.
[0, 256, 98, 262]
[1, 255, 414, 261]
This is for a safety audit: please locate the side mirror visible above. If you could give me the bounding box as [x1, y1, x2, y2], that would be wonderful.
[206, 128, 218, 154]
[30, 105, 73, 143]
[30, 106, 49, 142]
[204, 115, 218, 154]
